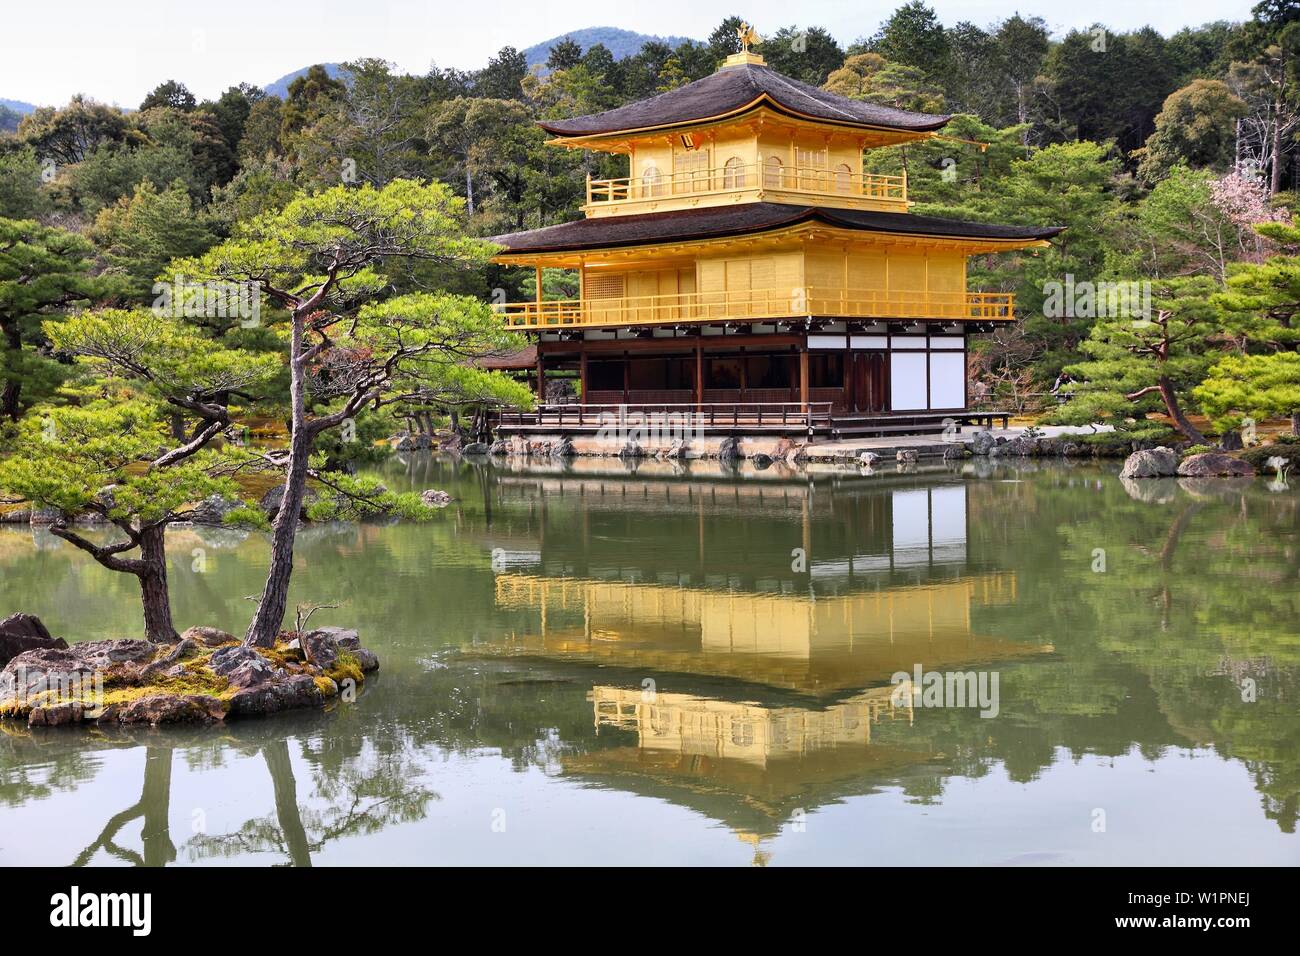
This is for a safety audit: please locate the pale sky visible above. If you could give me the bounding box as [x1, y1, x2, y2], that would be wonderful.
[2, 0, 1256, 109]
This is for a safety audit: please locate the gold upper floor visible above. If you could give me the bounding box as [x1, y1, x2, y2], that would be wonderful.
[578, 112, 915, 217]
[549, 52, 936, 219]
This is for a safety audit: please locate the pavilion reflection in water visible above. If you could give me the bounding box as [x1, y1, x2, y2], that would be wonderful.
[484, 478, 1050, 852]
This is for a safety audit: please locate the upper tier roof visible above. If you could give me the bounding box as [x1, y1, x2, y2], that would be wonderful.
[538, 62, 951, 138]
[490, 203, 1063, 255]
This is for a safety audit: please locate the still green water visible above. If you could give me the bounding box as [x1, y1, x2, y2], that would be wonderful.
[1, 454, 1298, 866]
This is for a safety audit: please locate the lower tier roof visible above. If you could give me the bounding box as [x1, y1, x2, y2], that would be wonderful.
[490, 203, 1063, 256]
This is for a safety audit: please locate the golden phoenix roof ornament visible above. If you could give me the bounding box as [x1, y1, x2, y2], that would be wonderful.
[736, 21, 759, 53]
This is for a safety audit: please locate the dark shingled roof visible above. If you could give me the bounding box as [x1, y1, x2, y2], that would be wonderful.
[490, 203, 1063, 255]
[539, 63, 950, 136]
[474, 345, 537, 370]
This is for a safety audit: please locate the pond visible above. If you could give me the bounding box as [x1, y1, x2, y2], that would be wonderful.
[1, 454, 1298, 866]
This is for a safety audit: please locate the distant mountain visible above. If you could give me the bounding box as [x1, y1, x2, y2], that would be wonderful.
[0, 100, 33, 133]
[261, 63, 346, 99]
[522, 26, 696, 70]
[10, 30, 694, 116]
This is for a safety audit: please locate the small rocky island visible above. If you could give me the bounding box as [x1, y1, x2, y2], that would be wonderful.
[0, 613, 379, 727]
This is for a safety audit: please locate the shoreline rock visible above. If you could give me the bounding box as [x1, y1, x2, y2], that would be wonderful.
[1177, 452, 1255, 478]
[0, 615, 379, 729]
[0, 613, 69, 669]
[1119, 447, 1180, 479]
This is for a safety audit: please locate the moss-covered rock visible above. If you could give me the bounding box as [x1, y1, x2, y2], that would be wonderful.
[0, 624, 379, 729]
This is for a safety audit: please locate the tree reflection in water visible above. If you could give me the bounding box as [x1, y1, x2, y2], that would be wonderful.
[186, 733, 436, 866]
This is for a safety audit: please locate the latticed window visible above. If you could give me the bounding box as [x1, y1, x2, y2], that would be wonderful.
[796, 145, 828, 168]
[673, 147, 711, 193]
[639, 164, 663, 197]
[834, 163, 852, 193]
[722, 156, 746, 189]
[796, 145, 828, 190]
[585, 273, 625, 298]
[763, 155, 784, 188]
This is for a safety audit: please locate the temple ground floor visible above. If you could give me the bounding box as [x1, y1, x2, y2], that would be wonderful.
[494, 322, 1008, 439]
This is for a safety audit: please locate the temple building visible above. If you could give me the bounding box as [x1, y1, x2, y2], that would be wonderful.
[489, 35, 1062, 436]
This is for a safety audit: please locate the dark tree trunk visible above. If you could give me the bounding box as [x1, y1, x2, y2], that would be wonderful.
[138, 523, 179, 643]
[1, 321, 22, 422]
[1158, 375, 1206, 445]
[1292, 410, 1299, 437]
[245, 304, 315, 648]
[0, 379, 19, 422]
[244, 430, 311, 647]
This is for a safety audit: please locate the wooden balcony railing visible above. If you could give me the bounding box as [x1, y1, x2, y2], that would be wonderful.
[496, 402, 836, 433]
[496, 287, 1015, 330]
[585, 164, 907, 208]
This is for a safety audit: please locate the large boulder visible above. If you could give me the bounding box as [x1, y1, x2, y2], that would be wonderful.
[1177, 453, 1255, 478]
[717, 436, 741, 464]
[896, 448, 918, 463]
[549, 437, 576, 459]
[28, 701, 86, 727]
[309, 626, 360, 650]
[391, 433, 432, 452]
[420, 489, 452, 508]
[1119, 446, 1179, 479]
[0, 614, 67, 669]
[463, 441, 491, 456]
[227, 674, 322, 717]
[301, 629, 340, 670]
[208, 645, 277, 688]
[189, 494, 245, 526]
[0, 639, 153, 709]
[179, 625, 237, 647]
[969, 431, 996, 456]
[259, 486, 318, 521]
[60, 639, 155, 671]
[110, 694, 225, 725]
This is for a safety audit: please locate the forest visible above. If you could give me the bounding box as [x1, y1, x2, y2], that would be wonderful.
[2, 2, 1300, 456]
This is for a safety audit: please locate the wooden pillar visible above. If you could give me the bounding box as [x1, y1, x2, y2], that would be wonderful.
[536, 345, 546, 404]
[622, 349, 629, 404]
[534, 265, 543, 305]
[694, 338, 704, 409]
[579, 345, 588, 405]
[799, 346, 810, 411]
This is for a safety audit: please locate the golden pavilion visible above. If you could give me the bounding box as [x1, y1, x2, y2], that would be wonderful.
[490, 28, 1061, 436]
